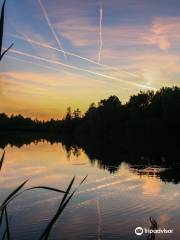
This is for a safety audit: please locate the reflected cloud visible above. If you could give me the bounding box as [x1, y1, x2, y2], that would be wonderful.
[142, 178, 162, 196]
[0, 141, 180, 239]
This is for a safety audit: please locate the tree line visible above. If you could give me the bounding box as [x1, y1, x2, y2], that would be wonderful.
[61, 86, 180, 139]
[0, 86, 180, 139]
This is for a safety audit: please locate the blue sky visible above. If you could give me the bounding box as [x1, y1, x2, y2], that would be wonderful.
[0, 0, 180, 119]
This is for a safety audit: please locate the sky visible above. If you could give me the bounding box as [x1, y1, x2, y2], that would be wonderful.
[1, 0, 180, 120]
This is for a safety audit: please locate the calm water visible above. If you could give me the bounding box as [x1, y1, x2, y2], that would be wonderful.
[0, 141, 180, 240]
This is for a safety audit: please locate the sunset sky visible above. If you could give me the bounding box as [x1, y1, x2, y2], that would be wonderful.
[1, 0, 180, 119]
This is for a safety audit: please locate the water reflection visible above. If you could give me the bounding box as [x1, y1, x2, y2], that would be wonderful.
[0, 139, 180, 239]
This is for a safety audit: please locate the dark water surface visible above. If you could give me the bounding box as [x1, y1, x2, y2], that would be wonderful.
[0, 141, 180, 240]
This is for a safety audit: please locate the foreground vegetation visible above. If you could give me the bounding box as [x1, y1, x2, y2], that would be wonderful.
[0, 152, 87, 240]
[1, 1, 178, 239]
[1, 2, 87, 240]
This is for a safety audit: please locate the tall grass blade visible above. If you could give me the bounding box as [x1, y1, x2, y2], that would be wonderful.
[0, 181, 29, 235]
[0, 0, 13, 61]
[0, 180, 28, 210]
[0, 207, 5, 229]
[27, 186, 66, 194]
[0, 182, 66, 237]
[4, 207, 10, 240]
[59, 176, 75, 208]
[0, 0, 6, 56]
[149, 216, 158, 229]
[2, 228, 7, 240]
[12, 185, 66, 202]
[39, 176, 76, 240]
[0, 43, 13, 61]
[40, 176, 87, 240]
[0, 185, 65, 217]
[0, 151, 5, 172]
[40, 191, 75, 240]
[78, 175, 88, 187]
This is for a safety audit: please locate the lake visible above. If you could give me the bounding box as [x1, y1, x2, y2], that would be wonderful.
[0, 141, 180, 240]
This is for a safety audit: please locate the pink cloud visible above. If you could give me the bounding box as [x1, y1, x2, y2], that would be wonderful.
[54, 15, 180, 55]
[55, 17, 98, 47]
[144, 17, 180, 50]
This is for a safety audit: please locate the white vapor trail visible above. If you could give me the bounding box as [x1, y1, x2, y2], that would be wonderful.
[38, 0, 67, 60]
[6, 56, 66, 73]
[7, 48, 157, 90]
[96, 198, 102, 240]
[21, 33, 35, 51]
[98, 0, 103, 64]
[7, 55, 108, 85]
[9, 33, 141, 79]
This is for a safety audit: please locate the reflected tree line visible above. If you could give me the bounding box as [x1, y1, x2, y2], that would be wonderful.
[63, 143, 180, 185]
[0, 87, 180, 184]
[0, 132, 179, 184]
[1, 0, 180, 185]
[1, 2, 179, 239]
[1, 86, 180, 146]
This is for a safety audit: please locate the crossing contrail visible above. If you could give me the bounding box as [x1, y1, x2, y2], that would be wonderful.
[6, 55, 111, 86]
[21, 33, 37, 51]
[6, 48, 157, 90]
[38, 0, 67, 60]
[9, 33, 140, 79]
[98, 0, 103, 64]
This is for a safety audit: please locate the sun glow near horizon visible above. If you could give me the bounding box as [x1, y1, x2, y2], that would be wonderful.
[1, 0, 180, 120]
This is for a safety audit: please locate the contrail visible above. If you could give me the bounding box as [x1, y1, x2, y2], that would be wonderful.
[7, 55, 113, 85]
[6, 56, 67, 73]
[7, 48, 157, 90]
[21, 33, 37, 51]
[98, 0, 103, 64]
[38, 0, 67, 60]
[96, 198, 102, 240]
[9, 33, 141, 79]
[78, 176, 143, 194]
[7, 55, 108, 85]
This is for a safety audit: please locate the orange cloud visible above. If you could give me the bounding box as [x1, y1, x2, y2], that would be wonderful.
[0, 70, 117, 119]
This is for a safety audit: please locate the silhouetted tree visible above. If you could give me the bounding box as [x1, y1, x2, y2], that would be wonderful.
[65, 107, 72, 121]
[0, 87, 180, 144]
